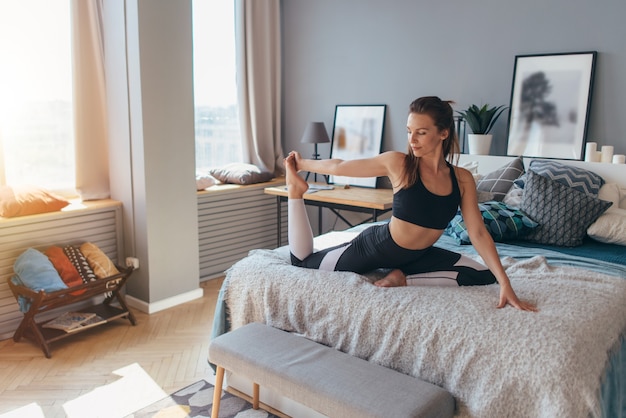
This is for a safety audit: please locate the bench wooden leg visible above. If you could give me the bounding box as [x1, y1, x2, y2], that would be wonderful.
[253, 382, 260, 409]
[212, 366, 225, 418]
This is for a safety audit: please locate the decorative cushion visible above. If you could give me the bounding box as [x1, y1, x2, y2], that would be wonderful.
[520, 171, 612, 247]
[209, 163, 273, 185]
[44, 246, 83, 288]
[63, 246, 97, 283]
[196, 173, 217, 190]
[476, 157, 524, 201]
[503, 184, 524, 208]
[445, 201, 539, 245]
[476, 190, 495, 203]
[13, 248, 67, 292]
[80, 242, 120, 279]
[587, 208, 626, 246]
[527, 159, 604, 197]
[0, 185, 69, 218]
[596, 183, 621, 210]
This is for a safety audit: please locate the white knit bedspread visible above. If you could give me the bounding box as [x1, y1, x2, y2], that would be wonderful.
[224, 233, 626, 418]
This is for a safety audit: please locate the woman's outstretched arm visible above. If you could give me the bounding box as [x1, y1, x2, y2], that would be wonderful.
[292, 150, 404, 181]
[457, 167, 538, 312]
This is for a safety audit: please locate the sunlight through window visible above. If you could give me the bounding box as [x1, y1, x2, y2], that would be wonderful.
[0, 0, 75, 191]
[192, 0, 242, 172]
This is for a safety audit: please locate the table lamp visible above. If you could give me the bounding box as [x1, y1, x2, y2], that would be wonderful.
[300, 122, 330, 183]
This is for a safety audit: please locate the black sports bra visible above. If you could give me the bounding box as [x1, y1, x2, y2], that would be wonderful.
[392, 163, 461, 230]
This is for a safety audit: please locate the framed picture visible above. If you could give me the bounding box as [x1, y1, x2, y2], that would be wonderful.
[506, 51, 597, 160]
[329, 104, 386, 188]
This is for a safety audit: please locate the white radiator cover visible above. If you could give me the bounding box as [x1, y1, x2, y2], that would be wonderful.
[0, 200, 123, 340]
[197, 181, 287, 280]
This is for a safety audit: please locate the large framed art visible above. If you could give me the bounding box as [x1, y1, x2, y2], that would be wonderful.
[506, 51, 597, 160]
[329, 104, 386, 188]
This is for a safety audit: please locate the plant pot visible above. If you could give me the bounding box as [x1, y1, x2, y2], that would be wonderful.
[468, 134, 493, 155]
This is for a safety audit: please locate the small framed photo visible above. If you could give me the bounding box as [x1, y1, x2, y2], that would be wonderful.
[506, 51, 597, 160]
[329, 104, 386, 188]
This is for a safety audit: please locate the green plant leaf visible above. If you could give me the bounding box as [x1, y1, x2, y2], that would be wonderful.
[456, 104, 508, 134]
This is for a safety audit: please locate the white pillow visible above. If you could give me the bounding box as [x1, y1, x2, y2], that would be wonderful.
[196, 173, 217, 190]
[503, 184, 523, 209]
[461, 160, 479, 174]
[587, 208, 626, 246]
[597, 183, 620, 212]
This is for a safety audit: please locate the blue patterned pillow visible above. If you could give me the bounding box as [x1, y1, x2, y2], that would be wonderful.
[445, 201, 539, 244]
[521, 171, 612, 246]
[528, 159, 604, 197]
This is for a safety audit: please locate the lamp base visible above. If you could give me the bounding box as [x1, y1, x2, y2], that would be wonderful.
[304, 172, 329, 184]
[304, 153, 329, 184]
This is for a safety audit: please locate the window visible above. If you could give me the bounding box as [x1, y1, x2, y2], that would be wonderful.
[192, 0, 242, 173]
[0, 1, 75, 192]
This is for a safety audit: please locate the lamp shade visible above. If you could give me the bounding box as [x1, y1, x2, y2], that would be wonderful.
[300, 122, 330, 144]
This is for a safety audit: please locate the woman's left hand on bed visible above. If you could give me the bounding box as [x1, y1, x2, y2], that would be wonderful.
[498, 286, 538, 312]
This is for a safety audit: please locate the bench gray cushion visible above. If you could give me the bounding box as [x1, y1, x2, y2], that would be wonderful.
[209, 322, 454, 418]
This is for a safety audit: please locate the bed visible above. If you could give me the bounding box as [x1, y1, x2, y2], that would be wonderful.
[210, 156, 626, 418]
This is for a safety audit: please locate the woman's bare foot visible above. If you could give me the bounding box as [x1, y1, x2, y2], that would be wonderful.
[285, 153, 309, 198]
[374, 269, 407, 287]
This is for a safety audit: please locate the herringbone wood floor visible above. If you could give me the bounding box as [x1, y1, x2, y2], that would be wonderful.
[0, 277, 224, 418]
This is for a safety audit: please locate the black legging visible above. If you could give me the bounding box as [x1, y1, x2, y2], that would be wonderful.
[291, 223, 496, 286]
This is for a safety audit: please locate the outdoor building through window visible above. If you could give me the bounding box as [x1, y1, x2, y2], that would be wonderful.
[0, 0, 75, 192]
[192, 0, 242, 172]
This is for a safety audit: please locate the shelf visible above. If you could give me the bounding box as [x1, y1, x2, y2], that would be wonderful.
[8, 267, 136, 358]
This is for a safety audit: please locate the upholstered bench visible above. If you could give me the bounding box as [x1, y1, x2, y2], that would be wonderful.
[208, 322, 455, 418]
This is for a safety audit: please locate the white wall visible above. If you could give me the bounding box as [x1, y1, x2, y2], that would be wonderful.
[104, 0, 201, 308]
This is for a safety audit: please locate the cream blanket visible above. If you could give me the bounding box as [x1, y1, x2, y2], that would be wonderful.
[223, 235, 626, 417]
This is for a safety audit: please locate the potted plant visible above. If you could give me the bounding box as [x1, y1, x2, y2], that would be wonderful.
[456, 104, 508, 155]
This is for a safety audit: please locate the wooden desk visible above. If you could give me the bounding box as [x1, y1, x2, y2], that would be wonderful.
[264, 184, 393, 246]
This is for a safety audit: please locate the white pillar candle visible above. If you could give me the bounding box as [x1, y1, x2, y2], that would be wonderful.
[594, 151, 602, 162]
[601, 145, 614, 163]
[584, 142, 597, 162]
[612, 154, 626, 164]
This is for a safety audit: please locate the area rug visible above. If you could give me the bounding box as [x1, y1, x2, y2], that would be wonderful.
[127, 379, 281, 418]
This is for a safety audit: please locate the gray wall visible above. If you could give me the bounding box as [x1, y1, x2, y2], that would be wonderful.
[282, 0, 626, 159]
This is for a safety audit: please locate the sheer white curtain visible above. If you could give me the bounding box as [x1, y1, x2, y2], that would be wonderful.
[71, 0, 109, 200]
[235, 0, 284, 175]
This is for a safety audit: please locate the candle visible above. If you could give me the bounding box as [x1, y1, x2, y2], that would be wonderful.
[612, 154, 626, 164]
[584, 142, 597, 162]
[601, 146, 614, 163]
[595, 151, 602, 162]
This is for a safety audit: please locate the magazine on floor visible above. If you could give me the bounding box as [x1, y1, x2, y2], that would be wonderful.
[43, 312, 106, 333]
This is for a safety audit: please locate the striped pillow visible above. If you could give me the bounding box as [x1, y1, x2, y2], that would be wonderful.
[528, 159, 604, 197]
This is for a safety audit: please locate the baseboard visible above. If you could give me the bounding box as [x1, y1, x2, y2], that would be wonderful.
[126, 287, 204, 314]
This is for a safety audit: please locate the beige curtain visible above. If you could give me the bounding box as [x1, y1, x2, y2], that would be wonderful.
[71, 0, 110, 200]
[235, 0, 284, 175]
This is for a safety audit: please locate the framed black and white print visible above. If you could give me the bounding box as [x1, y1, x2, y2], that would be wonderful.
[329, 104, 386, 188]
[506, 51, 597, 160]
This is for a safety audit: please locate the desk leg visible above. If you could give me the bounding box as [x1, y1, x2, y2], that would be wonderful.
[318, 206, 323, 235]
[276, 196, 282, 247]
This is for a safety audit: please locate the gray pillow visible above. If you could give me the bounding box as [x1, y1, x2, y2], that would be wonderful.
[528, 159, 604, 197]
[520, 171, 612, 247]
[476, 157, 525, 201]
[209, 163, 273, 185]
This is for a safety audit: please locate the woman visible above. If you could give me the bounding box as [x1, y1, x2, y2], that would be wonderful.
[286, 96, 536, 311]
